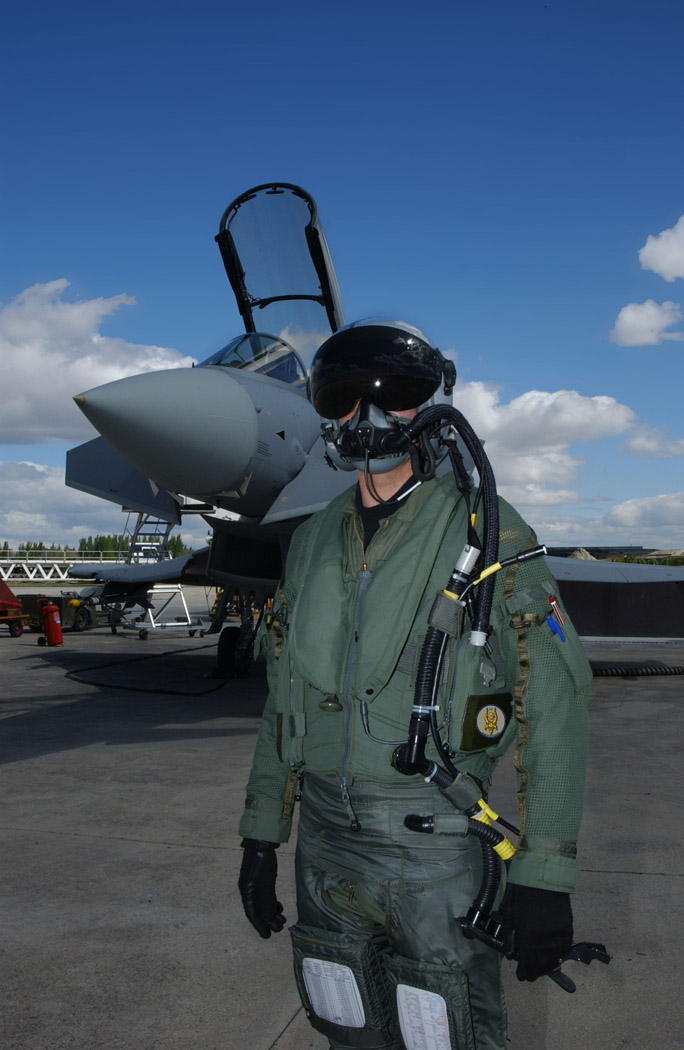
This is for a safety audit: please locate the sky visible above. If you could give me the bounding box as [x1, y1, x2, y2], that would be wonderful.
[1, 0, 683, 551]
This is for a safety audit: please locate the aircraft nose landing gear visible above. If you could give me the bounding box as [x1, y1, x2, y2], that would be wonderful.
[210, 588, 257, 678]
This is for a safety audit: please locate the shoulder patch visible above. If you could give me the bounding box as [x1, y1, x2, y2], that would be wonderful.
[460, 693, 512, 750]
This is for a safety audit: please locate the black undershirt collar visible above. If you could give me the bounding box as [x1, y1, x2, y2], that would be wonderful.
[355, 477, 421, 546]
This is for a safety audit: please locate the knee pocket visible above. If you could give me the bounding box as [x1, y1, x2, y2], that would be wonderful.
[383, 952, 476, 1050]
[290, 922, 396, 1049]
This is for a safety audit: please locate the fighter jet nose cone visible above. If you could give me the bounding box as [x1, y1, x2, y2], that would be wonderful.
[76, 367, 260, 500]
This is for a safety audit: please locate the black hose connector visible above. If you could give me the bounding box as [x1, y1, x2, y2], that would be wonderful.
[404, 814, 435, 833]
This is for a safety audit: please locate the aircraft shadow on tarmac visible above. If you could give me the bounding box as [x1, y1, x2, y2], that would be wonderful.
[0, 636, 268, 766]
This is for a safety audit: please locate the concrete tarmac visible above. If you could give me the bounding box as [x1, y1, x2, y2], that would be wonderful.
[1, 586, 683, 1050]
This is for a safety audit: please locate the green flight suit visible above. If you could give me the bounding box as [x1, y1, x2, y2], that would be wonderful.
[239, 475, 592, 1050]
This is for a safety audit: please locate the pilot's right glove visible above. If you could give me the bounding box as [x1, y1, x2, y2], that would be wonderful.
[501, 883, 573, 982]
[238, 838, 287, 939]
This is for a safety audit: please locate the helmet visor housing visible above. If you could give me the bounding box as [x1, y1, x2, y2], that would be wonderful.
[310, 321, 445, 420]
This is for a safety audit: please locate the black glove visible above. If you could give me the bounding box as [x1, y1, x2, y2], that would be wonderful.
[501, 883, 573, 982]
[238, 838, 286, 939]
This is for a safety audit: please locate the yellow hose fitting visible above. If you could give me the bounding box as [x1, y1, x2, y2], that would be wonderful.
[493, 838, 516, 861]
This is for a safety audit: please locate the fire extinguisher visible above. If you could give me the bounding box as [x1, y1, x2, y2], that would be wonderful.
[36, 598, 63, 647]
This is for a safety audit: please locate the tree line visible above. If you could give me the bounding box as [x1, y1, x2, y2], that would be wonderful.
[1, 535, 191, 557]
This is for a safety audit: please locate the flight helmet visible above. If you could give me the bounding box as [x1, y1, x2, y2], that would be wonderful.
[310, 319, 456, 473]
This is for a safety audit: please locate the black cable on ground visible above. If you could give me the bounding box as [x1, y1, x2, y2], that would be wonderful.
[591, 662, 684, 677]
[64, 642, 232, 696]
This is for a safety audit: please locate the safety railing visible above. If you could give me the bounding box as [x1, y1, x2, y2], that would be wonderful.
[0, 550, 170, 582]
[0, 550, 127, 562]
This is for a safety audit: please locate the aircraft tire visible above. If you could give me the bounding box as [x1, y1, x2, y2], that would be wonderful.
[216, 625, 250, 678]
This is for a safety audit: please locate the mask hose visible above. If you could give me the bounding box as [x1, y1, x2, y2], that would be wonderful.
[389, 403, 524, 949]
[388, 402, 500, 641]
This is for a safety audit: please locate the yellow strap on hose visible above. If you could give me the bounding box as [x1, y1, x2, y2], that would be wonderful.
[443, 557, 505, 603]
[474, 561, 503, 584]
[475, 800, 499, 825]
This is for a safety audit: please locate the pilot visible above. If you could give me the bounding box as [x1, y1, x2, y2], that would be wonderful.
[238, 320, 592, 1050]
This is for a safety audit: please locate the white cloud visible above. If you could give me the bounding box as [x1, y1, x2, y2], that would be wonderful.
[457, 383, 635, 449]
[0, 461, 121, 547]
[449, 381, 684, 544]
[638, 215, 684, 282]
[601, 491, 684, 531]
[0, 279, 196, 444]
[610, 299, 684, 346]
[0, 460, 210, 550]
[625, 425, 684, 458]
[504, 483, 580, 507]
[454, 381, 636, 514]
[0, 282, 204, 548]
[532, 491, 684, 548]
[278, 325, 331, 362]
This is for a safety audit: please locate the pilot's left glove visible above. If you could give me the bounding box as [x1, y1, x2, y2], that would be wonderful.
[238, 838, 287, 939]
[501, 884, 573, 982]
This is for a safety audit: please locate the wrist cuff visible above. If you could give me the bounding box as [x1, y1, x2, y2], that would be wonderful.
[508, 845, 578, 893]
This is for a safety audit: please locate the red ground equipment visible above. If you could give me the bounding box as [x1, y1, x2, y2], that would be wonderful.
[0, 580, 30, 637]
[36, 597, 63, 647]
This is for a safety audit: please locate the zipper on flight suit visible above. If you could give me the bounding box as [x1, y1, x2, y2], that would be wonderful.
[339, 516, 375, 830]
[285, 657, 294, 761]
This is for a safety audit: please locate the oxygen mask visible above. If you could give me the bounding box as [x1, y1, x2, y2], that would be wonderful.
[322, 399, 414, 474]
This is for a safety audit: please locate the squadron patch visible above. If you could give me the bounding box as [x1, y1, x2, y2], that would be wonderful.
[460, 693, 513, 751]
[476, 704, 506, 739]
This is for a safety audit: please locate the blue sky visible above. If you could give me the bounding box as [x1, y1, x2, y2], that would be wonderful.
[1, 0, 683, 549]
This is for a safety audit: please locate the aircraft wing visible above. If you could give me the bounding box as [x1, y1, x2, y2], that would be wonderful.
[66, 437, 181, 523]
[544, 555, 684, 638]
[545, 555, 684, 584]
[69, 547, 209, 584]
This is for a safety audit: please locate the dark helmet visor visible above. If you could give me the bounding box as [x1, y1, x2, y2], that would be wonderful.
[311, 324, 444, 419]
